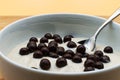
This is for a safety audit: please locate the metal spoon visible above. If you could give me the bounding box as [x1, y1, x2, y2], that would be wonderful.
[78, 8, 120, 52]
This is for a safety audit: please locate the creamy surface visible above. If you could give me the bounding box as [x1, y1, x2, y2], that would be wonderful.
[7, 38, 120, 72]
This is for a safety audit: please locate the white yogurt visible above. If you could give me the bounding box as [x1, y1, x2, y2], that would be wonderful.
[7, 38, 120, 72]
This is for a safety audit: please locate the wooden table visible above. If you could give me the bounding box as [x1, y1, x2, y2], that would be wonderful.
[0, 16, 120, 80]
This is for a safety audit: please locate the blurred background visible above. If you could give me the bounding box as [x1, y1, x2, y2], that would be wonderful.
[0, 0, 120, 16]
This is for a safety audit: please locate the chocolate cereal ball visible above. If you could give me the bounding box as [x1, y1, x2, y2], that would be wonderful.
[40, 59, 51, 70]
[104, 46, 113, 53]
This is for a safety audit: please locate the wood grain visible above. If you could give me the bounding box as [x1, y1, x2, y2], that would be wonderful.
[0, 16, 120, 80]
[0, 16, 28, 30]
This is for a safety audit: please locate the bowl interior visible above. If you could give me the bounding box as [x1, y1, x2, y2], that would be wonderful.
[0, 14, 120, 63]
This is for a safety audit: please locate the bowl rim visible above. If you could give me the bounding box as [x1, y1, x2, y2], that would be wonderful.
[0, 13, 120, 76]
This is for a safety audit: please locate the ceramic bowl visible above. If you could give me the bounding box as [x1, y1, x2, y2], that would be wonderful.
[0, 14, 120, 80]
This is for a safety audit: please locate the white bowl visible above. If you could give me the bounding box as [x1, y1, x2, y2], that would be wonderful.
[0, 14, 120, 80]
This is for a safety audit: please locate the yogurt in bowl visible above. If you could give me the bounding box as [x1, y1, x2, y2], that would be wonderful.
[7, 35, 120, 72]
[0, 14, 120, 80]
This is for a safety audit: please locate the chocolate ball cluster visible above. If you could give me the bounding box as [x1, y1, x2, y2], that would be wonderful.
[84, 50, 111, 71]
[19, 33, 113, 72]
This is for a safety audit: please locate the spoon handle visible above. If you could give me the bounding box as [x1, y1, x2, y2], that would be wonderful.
[93, 8, 120, 39]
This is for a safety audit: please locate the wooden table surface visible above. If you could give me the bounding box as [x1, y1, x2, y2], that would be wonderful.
[0, 16, 120, 80]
